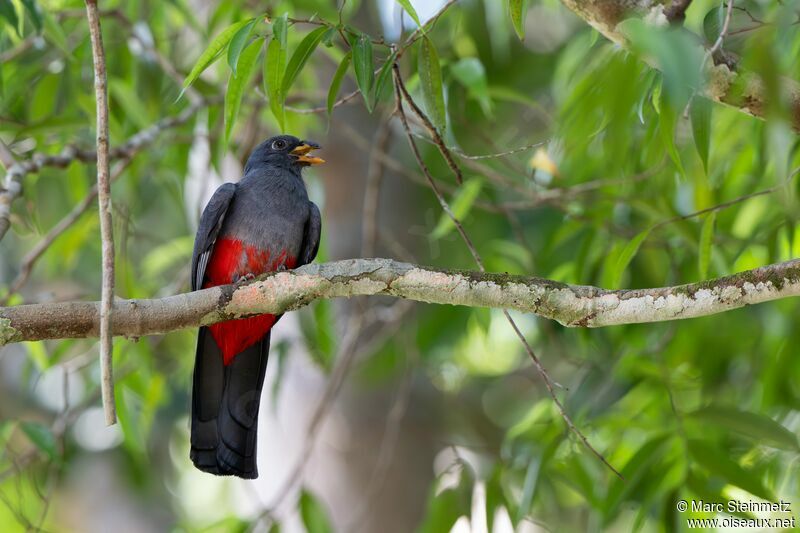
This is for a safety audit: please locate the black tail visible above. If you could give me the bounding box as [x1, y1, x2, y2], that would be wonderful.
[190, 327, 270, 478]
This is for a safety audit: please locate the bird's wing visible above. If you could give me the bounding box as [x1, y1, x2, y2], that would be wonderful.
[298, 201, 321, 267]
[191, 183, 237, 291]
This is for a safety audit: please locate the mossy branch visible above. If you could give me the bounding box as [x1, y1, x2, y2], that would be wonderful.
[2, 257, 800, 345]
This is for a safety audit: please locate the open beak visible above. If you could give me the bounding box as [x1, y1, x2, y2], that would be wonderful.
[290, 141, 325, 166]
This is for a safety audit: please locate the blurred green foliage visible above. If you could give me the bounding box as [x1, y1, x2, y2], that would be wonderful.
[1, 0, 800, 531]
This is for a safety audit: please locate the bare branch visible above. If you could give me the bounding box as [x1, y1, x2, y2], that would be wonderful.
[84, 0, 116, 426]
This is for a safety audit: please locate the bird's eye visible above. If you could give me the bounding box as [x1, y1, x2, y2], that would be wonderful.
[272, 139, 287, 150]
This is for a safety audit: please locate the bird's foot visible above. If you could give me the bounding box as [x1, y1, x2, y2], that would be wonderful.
[234, 272, 256, 287]
[276, 264, 288, 272]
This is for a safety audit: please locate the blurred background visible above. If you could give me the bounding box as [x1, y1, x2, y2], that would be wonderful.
[2, 0, 800, 531]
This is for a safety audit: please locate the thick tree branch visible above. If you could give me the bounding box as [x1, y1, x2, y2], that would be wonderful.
[560, 0, 800, 130]
[2, 257, 799, 345]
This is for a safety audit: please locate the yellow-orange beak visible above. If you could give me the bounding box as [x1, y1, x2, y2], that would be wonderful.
[290, 142, 325, 166]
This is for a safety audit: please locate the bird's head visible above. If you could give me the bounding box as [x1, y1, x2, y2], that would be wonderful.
[244, 135, 325, 174]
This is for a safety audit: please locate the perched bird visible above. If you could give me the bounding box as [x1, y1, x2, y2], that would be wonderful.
[189, 135, 324, 478]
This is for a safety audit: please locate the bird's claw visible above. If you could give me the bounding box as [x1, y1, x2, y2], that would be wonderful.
[234, 272, 256, 287]
[276, 264, 287, 272]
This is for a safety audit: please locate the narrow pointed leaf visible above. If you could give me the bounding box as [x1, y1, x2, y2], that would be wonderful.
[612, 228, 650, 288]
[690, 406, 799, 451]
[418, 36, 446, 134]
[21, 0, 41, 32]
[227, 18, 258, 74]
[281, 26, 327, 98]
[659, 98, 684, 175]
[42, 10, 71, 56]
[265, 37, 286, 130]
[687, 440, 773, 500]
[327, 51, 351, 116]
[0, 0, 20, 37]
[224, 39, 261, 143]
[698, 212, 715, 279]
[432, 179, 482, 239]
[272, 13, 288, 48]
[690, 96, 712, 174]
[299, 490, 334, 533]
[374, 51, 397, 103]
[352, 33, 374, 112]
[181, 18, 254, 97]
[509, 0, 526, 40]
[395, 0, 422, 27]
[21, 422, 56, 460]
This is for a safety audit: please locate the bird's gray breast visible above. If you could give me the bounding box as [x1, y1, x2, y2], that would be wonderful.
[221, 173, 310, 261]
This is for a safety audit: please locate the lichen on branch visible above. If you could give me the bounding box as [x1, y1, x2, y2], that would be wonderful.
[2, 257, 800, 345]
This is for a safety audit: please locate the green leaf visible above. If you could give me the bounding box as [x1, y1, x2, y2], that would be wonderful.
[618, 18, 702, 108]
[299, 490, 334, 533]
[25, 341, 49, 370]
[352, 33, 374, 112]
[20, 422, 56, 460]
[374, 51, 397, 103]
[418, 36, 446, 134]
[658, 97, 684, 175]
[432, 178, 482, 239]
[42, 10, 71, 56]
[612, 228, 650, 288]
[687, 439, 773, 500]
[395, 0, 422, 27]
[181, 18, 254, 98]
[509, 0, 526, 41]
[0, 0, 20, 37]
[327, 51, 351, 117]
[224, 38, 261, 143]
[690, 406, 799, 451]
[690, 97, 712, 174]
[227, 18, 258, 75]
[110, 79, 152, 130]
[450, 58, 492, 117]
[272, 13, 288, 48]
[20, 0, 41, 32]
[606, 435, 669, 517]
[265, 37, 287, 130]
[698, 212, 715, 279]
[419, 485, 471, 533]
[142, 236, 195, 279]
[281, 26, 327, 99]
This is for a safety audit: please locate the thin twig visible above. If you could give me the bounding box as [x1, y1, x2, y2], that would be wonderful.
[394, 64, 464, 185]
[451, 141, 546, 160]
[285, 89, 360, 114]
[393, 65, 623, 479]
[397, 0, 458, 56]
[651, 166, 800, 232]
[84, 0, 116, 426]
[707, 0, 736, 59]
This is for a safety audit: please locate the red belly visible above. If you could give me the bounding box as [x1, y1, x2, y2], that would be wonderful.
[202, 237, 296, 365]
